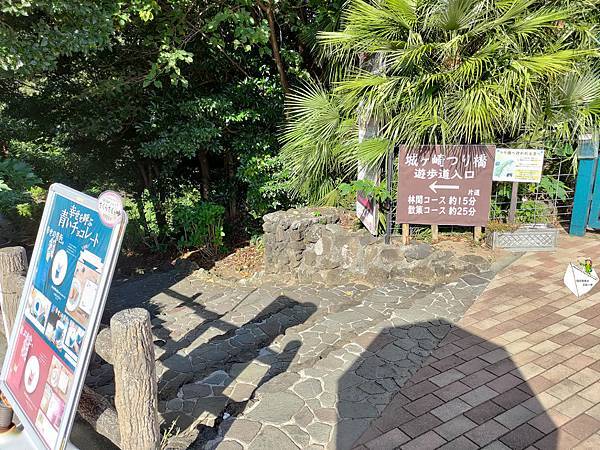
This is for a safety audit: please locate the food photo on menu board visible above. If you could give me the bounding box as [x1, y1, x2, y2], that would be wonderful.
[0, 187, 124, 450]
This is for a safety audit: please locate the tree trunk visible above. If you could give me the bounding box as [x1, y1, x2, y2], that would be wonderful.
[258, 0, 290, 94]
[111, 308, 159, 450]
[136, 161, 150, 189]
[225, 151, 238, 220]
[1, 273, 25, 337]
[198, 149, 210, 201]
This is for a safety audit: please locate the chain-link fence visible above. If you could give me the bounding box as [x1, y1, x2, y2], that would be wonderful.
[383, 147, 577, 239]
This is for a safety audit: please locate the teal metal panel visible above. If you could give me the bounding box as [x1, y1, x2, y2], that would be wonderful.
[589, 160, 600, 229]
[570, 158, 597, 236]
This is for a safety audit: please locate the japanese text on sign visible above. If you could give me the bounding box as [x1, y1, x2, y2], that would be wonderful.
[0, 185, 127, 450]
[493, 148, 544, 183]
[396, 146, 495, 226]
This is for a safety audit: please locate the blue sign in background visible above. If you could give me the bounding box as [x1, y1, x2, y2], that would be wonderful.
[28, 194, 114, 369]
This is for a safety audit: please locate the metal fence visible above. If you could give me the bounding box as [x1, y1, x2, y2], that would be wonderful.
[384, 147, 577, 239]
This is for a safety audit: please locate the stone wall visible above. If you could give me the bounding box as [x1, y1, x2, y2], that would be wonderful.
[263, 208, 491, 284]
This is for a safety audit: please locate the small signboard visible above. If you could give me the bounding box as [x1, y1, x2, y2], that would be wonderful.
[355, 113, 379, 236]
[493, 148, 545, 183]
[396, 145, 494, 226]
[0, 184, 127, 450]
[564, 263, 598, 298]
[356, 163, 379, 236]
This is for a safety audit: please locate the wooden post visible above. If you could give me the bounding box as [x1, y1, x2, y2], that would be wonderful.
[474, 226, 482, 242]
[111, 308, 160, 450]
[508, 181, 519, 223]
[0, 246, 28, 336]
[0, 247, 28, 274]
[79, 386, 121, 448]
[402, 224, 410, 245]
[1, 273, 25, 336]
[431, 225, 439, 243]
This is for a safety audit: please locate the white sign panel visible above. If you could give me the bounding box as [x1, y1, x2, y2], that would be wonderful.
[564, 263, 598, 298]
[493, 148, 545, 183]
[356, 108, 379, 236]
[356, 163, 379, 236]
[0, 184, 127, 450]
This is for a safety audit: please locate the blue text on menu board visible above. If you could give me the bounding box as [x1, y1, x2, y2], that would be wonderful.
[28, 194, 113, 369]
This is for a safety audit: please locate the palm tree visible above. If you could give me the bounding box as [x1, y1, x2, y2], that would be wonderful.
[281, 0, 600, 204]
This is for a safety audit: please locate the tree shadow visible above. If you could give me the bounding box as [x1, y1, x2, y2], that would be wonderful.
[90, 280, 317, 439]
[338, 321, 559, 450]
[102, 267, 191, 321]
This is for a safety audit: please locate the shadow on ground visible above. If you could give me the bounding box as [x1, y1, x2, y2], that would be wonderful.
[339, 321, 558, 450]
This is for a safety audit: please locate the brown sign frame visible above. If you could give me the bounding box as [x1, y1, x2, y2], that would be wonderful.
[396, 145, 495, 227]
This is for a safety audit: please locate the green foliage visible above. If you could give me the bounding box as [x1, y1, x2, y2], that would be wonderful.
[238, 152, 290, 219]
[537, 176, 569, 201]
[123, 188, 226, 253]
[169, 190, 225, 252]
[0, 0, 351, 252]
[0, 158, 42, 217]
[282, 0, 600, 205]
[516, 200, 552, 224]
[338, 179, 392, 202]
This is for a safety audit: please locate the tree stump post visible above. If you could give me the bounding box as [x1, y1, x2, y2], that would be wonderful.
[0, 247, 28, 275]
[1, 273, 26, 336]
[111, 308, 160, 450]
[0, 247, 28, 336]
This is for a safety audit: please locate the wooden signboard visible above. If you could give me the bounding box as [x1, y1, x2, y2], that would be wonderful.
[396, 145, 495, 227]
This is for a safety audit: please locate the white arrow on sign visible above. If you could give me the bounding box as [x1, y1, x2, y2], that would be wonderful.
[428, 180, 460, 194]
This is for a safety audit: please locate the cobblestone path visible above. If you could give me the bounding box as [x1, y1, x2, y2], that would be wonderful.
[88, 255, 502, 449]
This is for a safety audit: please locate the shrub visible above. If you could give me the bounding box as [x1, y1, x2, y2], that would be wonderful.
[0, 158, 43, 219]
[168, 190, 225, 253]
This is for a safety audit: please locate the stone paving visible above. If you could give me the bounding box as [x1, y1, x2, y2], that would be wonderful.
[87, 252, 499, 449]
[356, 234, 600, 450]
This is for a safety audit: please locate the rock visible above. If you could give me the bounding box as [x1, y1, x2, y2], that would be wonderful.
[404, 243, 434, 261]
[314, 238, 324, 256]
[459, 254, 489, 266]
[338, 400, 379, 419]
[166, 398, 183, 411]
[340, 386, 369, 402]
[216, 441, 243, 450]
[251, 425, 299, 450]
[221, 418, 261, 444]
[461, 273, 489, 286]
[408, 326, 433, 340]
[377, 343, 408, 362]
[181, 383, 212, 399]
[379, 247, 402, 265]
[246, 391, 304, 424]
[263, 207, 482, 284]
[283, 425, 311, 448]
[306, 422, 332, 444]
[293, 378, 323, 399]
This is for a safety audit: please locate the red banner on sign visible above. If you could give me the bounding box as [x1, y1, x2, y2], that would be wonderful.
[6, 321, 74, 447]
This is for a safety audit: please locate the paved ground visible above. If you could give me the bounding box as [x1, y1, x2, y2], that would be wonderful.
[87, 252, 500, 449]
[356, 234, 600, 450]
